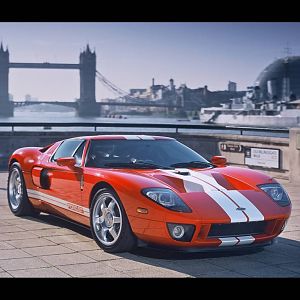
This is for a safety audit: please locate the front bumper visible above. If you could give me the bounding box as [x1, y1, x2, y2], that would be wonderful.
[142, 239, 274, 253]
[130, 216, 288, 250]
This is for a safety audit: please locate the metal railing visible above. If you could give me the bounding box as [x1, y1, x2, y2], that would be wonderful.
[0, 122, 290, 137]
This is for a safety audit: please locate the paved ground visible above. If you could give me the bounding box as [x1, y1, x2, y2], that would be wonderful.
[0, 171, 299, 278]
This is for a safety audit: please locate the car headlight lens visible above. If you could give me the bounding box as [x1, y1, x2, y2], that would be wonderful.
[141, 188, 192, 212]
[258, 183, 291, 207]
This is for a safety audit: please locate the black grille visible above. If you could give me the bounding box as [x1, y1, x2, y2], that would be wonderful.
[208, 221, 267, 238]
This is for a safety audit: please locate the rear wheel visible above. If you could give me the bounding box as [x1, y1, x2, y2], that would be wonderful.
[7, 162, 38, 217]
[90, 188, 137, 253]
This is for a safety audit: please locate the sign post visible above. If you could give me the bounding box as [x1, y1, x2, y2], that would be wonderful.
[244, 147, 280, 169]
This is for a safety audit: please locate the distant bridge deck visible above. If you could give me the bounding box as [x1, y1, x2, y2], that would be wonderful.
[13, 101, 181, 108]
[9, 62, 80, 69]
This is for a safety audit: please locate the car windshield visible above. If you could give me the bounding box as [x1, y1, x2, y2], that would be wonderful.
[85, 139, 212, 169]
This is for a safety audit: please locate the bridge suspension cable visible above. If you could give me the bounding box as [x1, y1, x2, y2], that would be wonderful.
[95, 70, 148, 103]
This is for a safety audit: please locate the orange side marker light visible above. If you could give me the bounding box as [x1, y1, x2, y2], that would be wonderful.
[137, 207, 148, 214]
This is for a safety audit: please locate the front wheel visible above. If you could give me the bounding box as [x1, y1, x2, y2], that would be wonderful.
[7, 162, 37, 217]
[90, 188, 137, 253]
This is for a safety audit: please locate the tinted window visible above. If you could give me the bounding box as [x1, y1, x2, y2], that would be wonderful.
[85, 139, 208, 168]
[52, 140, 84, 161]
[74, 142, 86, 165]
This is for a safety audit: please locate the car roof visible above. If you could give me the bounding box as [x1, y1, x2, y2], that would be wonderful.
[68, 135, 174, 141]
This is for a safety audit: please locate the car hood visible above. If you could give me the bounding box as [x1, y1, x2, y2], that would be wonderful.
[144, 166, 276, 194]
[140, 166, 285, 222]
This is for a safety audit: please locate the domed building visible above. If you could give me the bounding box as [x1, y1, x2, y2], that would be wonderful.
[255, 56, 300, 101]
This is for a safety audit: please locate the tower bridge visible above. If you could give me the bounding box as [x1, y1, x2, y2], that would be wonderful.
[0, 44, 181, 117]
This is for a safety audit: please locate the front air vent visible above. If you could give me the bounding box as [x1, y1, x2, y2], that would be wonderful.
[40, 169, 51, 189]
[208, 221, 267, 238]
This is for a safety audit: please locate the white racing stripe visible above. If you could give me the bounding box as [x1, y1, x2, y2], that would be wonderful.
[122, 135, 155, 140]
[236, 235, 255, 245]
[162, 169, 247, 222]
[206, 191, 248, 223]
[189, 171, 264, 221]
[162, 169, 218, 193]
[138, 135, 155, 140]
[122, 135, 140, 140]
[223, 190, 264, 222]
[189, 170, 227, 191]
[160, 169, 265, 224]
[27, 189, 89, 217]
[219, 237, 239, 246]
[219, 235, 255, 247]
[188, 170, 264, 220]
[183, 180, 205, 192]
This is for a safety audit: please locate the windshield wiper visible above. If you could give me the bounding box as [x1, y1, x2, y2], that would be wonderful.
[103, 162, 174, 170]
[170, 161, 213, 168]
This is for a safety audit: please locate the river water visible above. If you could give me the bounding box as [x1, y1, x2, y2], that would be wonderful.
[0, 104, 289, 138]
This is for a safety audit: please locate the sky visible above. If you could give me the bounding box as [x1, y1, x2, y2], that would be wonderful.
[0, 22, 300, 101]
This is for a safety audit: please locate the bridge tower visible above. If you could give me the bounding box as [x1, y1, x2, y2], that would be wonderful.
[0, 44, 13, 116]
[77, 44, 100, 116]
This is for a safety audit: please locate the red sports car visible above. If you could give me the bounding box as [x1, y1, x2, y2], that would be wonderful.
[7, 135, 291, 253]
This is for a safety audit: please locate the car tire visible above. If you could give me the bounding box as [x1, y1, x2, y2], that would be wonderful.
[90, 187, 137, 253]
[7, 162, 38, 217]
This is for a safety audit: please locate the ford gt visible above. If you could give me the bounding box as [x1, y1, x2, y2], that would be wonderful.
[7, 135, 291, 253]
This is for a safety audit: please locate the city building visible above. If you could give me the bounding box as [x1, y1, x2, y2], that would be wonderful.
[228, 81, 237, 92]
[129, 89, 147, 97]
[127, 78, 246, 116]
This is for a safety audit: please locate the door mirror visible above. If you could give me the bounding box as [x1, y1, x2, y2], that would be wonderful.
[211, 156, 227, 167]
[56, 157, 76, 168]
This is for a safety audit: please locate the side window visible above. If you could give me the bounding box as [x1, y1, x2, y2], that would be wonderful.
[73, 141, 86, 166]
[52, 140, 84, 162]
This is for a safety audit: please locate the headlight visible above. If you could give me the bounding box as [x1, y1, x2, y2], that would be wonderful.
[258, 183, 291, 207]
[141, 188, 192, 212]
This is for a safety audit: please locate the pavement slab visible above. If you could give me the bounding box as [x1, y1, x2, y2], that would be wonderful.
[0, 257, 50, 271]
[9, 267, 70, 278]
[122, 266, 192, 278]
[62, 241, 99, 252]
[0, 271, 13, 278]
[29, 228, 79, 238]
[23, 245, 75, 256]
[40, 252, 96, 266]
[44, 234, 92, 244]
[0, 231, 41, 241]
[0, 249, 31, 260]
[236, 265, 300, 278]
[277, 262, 300, 274]
[80, 249, 122, 261]
[56, 262, 119, 277]
[0, 241, 15, 250]
[0, 225, 25, 233]
[149, 259, 229, 277]
[6, 238, 56, 248]
[103, 258, 160, 272]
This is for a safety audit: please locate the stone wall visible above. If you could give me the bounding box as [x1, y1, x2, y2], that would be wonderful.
[0, 130, 294, 181]
[289, 128, 300, 184]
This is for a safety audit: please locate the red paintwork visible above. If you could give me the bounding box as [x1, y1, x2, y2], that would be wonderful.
[56, 157, 76, 168]
[211, 155, 227, 167]
[9, 135, 291, 249]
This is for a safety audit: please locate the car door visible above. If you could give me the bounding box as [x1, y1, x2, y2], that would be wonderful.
[46, 139, 86, 209]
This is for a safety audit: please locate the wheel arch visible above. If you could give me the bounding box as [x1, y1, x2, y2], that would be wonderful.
[89, 181, 118, 208]
[88, 180, 137, 252]
[9, 158, 19, 168]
